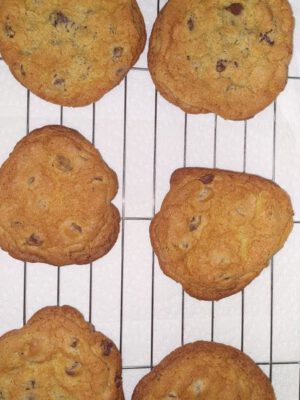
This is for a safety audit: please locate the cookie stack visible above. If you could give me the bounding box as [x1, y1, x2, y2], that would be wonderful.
[0, 0, 296, 398]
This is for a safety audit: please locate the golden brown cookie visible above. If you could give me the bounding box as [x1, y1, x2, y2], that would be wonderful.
[0, 305, 124, 400]
[148, 0, 294, 120]
[132, 341, 275, 400]
[0, 125, 120, 266]
[150, 168, 293, 300]
[0, 0, 146, 107]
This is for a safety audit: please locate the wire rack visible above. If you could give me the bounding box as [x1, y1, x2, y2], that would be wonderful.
[0, 1, 299, 399]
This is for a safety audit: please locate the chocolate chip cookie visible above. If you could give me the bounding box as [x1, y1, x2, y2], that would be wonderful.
[148, 0, 294, 120]
[0, 305, 124, 400]
[0, 0, 146, 107]
[132, 341, 275, 400]
[150, 168, 293, 300]
[0, 125, 120, 266]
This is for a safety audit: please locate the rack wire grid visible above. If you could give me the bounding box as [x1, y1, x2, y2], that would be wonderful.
[0, 0, 299, 399]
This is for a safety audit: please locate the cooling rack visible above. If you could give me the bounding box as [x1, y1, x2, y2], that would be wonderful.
[0, 1, 299, 398]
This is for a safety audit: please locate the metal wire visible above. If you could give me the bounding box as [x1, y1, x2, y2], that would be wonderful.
[110, 68, 299, 393]
[119, 76, 128, 355]
[211, 114, 218, 342]
[122, 360, 300, 370]
[88, 102, 96, 324]
[56, 106, 64, 308]
[241, 120, 248, 353]
[181, 113, 188, 347]
[269, 100, 278, 381]
[22, 89, 31, 326]
[150, 86, 158, 369]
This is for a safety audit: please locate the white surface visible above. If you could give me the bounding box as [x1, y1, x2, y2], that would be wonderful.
[0, 0, 299, 399]
[122, 221, 153, 366]
[126, 72, 155, 218]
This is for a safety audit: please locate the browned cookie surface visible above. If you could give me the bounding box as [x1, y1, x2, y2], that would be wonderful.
[0, 0, 146, 106]
[150, 168, 293, 300]
[132, 341, 275, 400]
[0, 125, 120, 266]
[0, 305, 124, 400]
[148, 0, 294, 120]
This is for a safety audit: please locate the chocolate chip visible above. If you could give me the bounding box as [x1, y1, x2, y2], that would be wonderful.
[109, 24, 117, 34]
[50, 11, 70, 27]
[25, 380, 36, 390]
[187, 17, 194, 31]
[259, 31, 274, 46]
[27, 176, 35, 185]
[20, 64, 26, 76]
[199, 174, 214, 184]
[234, 61, 239, 67]
[79, 73, 89, 83]
[198, 187, 213, 201]
[225, 3, 244, 15]
[69, 249, 89, 259]
[219, 273, 232, 281]
[4, 21, 15, 38]
[226, 84, 237, 92]
[189, 216, 202, 232]
[70, 338, 78, 348]
[55, 155, 73, 172]
[65, 361, 81, 376]
[235, 207, 247, 217]
[101, 339, 114, 356]
[216, 60, 227, 72]
[113, 47, 123, 58]
[71, 223, 82, 233]
[37, 199, 47, 210]
[180, 241, 190, 250]
[115, 374, 122, 388]
[11, 221, 22, 228]
[26, 234, 43, 247]
[192, 380, 202, 394]
[50, 38, 62, 46]
[85, 9, 94, 16]
[53, 78, 65, 86]
[116, 67, 126, 76]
